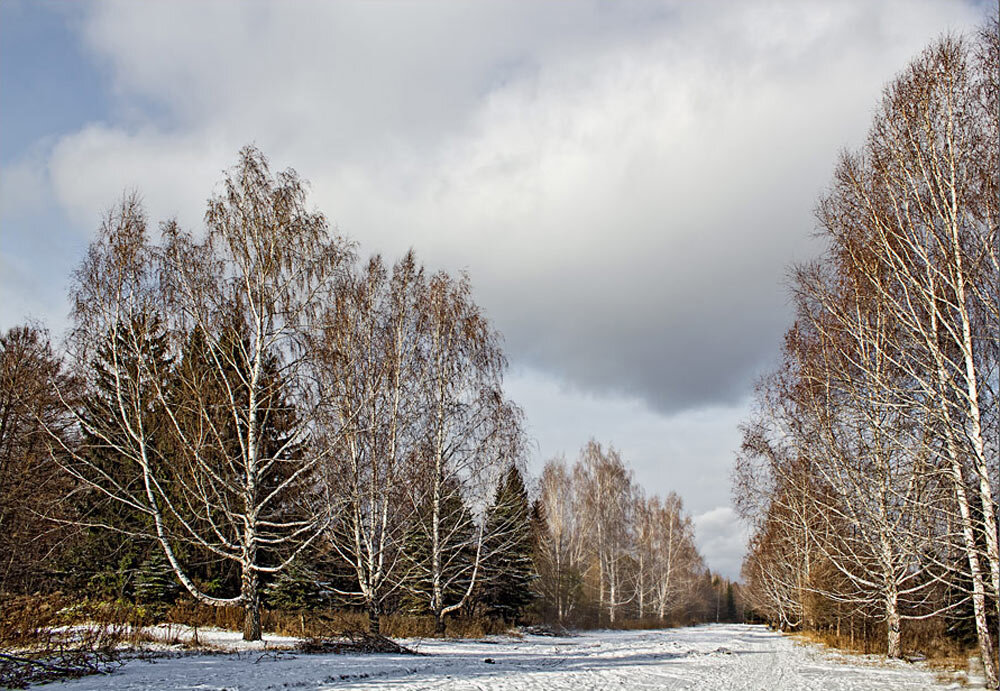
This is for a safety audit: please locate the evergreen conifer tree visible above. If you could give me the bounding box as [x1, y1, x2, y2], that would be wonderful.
[724, 582, 737, 622]
[166, 323, 306, 597]
[264, 562, 323, 612]
[63, 314, 171, 598]
[479, 465, 537, 622]
[401, 478, 477, 626]
[134, 547, 181, 615]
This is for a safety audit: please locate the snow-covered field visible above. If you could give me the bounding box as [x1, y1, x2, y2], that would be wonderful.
[49, 623, 973, 690]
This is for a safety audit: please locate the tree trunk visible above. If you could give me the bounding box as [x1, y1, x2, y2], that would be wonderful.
[970, 572, 999, 688]
[637, 554, 645, 620]
[242, 568, 262, 641]
[943, 423, 999, 688]
[368, 601, 380, 635]
[608, 569, 616, 627]
[434, 610, 446, 636]
[885, 593, 901, 659]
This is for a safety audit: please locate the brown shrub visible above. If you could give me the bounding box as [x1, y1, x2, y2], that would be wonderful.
[0, 593, 140, 688]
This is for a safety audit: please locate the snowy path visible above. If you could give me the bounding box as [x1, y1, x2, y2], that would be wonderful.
[52, 624, 967, 690]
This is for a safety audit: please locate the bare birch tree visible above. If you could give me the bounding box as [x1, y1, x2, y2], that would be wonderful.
[314, 252, 425, 633]
[575, 440, 635, 627]
[402, 270, 524, 634]
[816, 33, 998, 682]
[791, 263, 953, 657]
[648, 493, 702, 622]
[535, 458, 587, 626]
[736, 24, 999, 682]
[536, 446, 708, 627]
[58, 147, 347, 640]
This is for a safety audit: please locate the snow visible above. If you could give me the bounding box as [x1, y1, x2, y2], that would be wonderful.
[139, 624, 301, 651]
[45, 624, 976, 690]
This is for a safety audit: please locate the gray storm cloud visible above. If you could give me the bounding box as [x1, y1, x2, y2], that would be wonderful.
[38, 0, 982, 414]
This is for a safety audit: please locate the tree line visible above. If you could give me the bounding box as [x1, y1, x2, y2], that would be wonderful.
[534, 442, 722, 628]
[733, 22, 999, 687]
[1, 147, 729, 642]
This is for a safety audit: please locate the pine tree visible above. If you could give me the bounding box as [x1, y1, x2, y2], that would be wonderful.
[479, 465, 537, 622]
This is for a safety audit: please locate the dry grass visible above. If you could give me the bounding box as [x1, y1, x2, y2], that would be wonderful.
[0, 593, 157, 649]
[162, 601, 513, 640]
[616, 617, 689, 631]
[0, 594, 516, 685]
[0, 594, 148, 688]
[793, 620, 979, 683]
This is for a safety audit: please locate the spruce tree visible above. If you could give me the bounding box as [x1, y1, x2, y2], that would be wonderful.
[63, 314, 171, 599]
[167, 323, 305, 597]
[479, 465, 537, 622]
[724, 582, 737, 622]
[401, 478, 477, 628]
[134, 547, 181, 615]
[264, 562, 323, 612]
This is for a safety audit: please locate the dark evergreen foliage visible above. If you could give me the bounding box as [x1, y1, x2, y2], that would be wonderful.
[724, 583, 737, 622]
[264, 562, 324, 611]
[401, 479, 476, 617]
[63, 314, 171, 599]
[478, 465, 537, 622]
[134, 548, 180, 613]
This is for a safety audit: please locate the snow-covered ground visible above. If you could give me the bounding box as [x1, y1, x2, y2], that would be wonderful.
[48, 623, 975, 690]
[138, 623, 301, 651]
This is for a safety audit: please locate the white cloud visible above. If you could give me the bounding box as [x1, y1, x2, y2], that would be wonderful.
[48, 124, 235, 231]
[0, 143, 49, 219]
[1, 141, 83, 332]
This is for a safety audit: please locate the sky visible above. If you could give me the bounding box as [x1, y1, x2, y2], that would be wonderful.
[0, 0, 990, 580]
